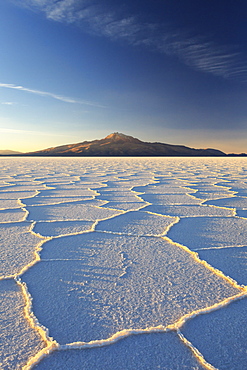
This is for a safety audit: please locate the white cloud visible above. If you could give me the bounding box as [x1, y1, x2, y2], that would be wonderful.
[14, 0, 247, 82]
[0, 83, 105, 107]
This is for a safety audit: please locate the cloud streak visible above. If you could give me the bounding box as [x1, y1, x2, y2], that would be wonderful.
[1, 102, 15, 105]
[0, 127, 70, 136]
[0, 82, 105, 107]
[15, 0, 247, 82]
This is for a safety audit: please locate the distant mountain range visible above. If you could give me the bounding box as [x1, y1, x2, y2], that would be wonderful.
[0, 150, 22, 155]
[1, 133, 245, 157]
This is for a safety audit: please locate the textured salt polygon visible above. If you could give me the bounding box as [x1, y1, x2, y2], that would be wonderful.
[93, 186, 133, 192]
[70, 199, 109, 206]
[139, 193, 203, 205]
[34, 220, 95, 237]
[0, 184, 47, 192]
[0, 223, 44, 277]
[22, 233, 239, 344]
[103, 180, 155, 188]
[0, 191, 38, 199]
[24, 196, 94, 206]
[101, 201, 149, 211]
[198, 247, 247, 285]
[34, 176, 72, 182]
[0, 199, 23, 210]
[192, 191, 236, 200]
[27, 203, 122, 222]
[17, 180, 38, 184]
[0, 184, 14, 190]
[181, 298, 247, 370]
[37, 188, 96, 198]
[0, 177, 14, 182]
[52, 183, 98, 188]
[185, 184, 233, 192]
[0, 279, 45, 369]
[216, 181, 247, 196]
[96, 211, 177, 236]
[36, 178, 75, 184]
[96, 190, 143, 199]
[35, 332, 204, 370]
[231, 189, 247, 197]
[132, 185, 197, 194]
[143, 204, 233, 217]
[0, 209, 26, 223]
[96, 194, 143, 202]
[167, 217, 247, 285]
[205, 196, 247, 209]
[167, 217, 247, 250]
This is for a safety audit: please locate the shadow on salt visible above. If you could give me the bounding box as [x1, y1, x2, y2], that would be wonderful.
[181, 297, 247, 370]
[22, 232, 239, 345]
[34, 331, 204, 370]
[237, 209, 247, 218]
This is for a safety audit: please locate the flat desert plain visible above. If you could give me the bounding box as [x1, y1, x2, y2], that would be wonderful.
[0, 157, 246, 370]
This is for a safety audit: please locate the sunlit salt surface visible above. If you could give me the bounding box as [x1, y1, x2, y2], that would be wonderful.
[95, 210, 178, 236]
[33, 220, 95, 237]
[22, 233, 238, 344]
[0, 222, 45, 277]
[0, 208, 27, 223]
[0, 279, 45, 370]
[0, 157, 246, 369]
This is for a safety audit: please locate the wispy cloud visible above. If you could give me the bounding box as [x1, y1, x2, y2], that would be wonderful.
[0, 127, 69, 136]
[14, 0, 247, 82]
[0, 128, 36, 134]
[0, 82, 105, 107]
[153, 32, 247, 81]
[1, 102, 15, 105]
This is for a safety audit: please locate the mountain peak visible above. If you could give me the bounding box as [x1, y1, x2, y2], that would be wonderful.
[104, 132, 141, 142]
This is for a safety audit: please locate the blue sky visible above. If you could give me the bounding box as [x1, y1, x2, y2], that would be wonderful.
[0, 0, 247, 153]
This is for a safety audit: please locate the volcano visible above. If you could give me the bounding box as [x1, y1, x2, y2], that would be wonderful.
[26, 132, 226, 156]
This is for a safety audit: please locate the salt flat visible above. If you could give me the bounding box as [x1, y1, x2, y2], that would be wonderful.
[0, 157, 246, 370]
